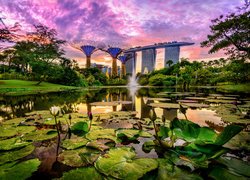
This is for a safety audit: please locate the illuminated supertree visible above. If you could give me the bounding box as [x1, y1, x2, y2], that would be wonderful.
[118, 53, 133, 77]
[70, 40, 98, 68]
[106, 47, 122, 77]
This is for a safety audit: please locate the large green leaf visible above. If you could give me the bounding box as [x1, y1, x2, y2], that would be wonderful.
[58, 147, 100, 167]
[61, 137, 89, 150]
[0, 137, 31, 151]
[61, 167, 103, 180]
[0, 125, 17, 138]
[0, 158, 41, 180]
[217, 156, 250, 177]
[86, 129, 117, 142]
[156, 159, 202, 180]
[24, 129, 57, 141]
[116, 129, 140, 141]
[195, 127, 217, 143]
[158, 126, 170, 139]
[0, 144, 35, 165]
[172, 119, 200, 142]
[209, 166, 246, 180]
[86, 139, 115, 151]
[95, 147, 158, 179]
[71, 122, 89, 136]
[214, 124, 244, 146]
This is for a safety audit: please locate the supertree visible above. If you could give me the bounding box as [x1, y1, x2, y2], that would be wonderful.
[106, 47, 122, 77]
[118, 53, 133, 77]
[70, 40, 98, 68]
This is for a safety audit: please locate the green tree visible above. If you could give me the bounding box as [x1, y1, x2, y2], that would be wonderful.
[201, 3, 250, 59]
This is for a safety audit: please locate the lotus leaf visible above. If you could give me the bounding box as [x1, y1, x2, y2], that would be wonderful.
[58, 147, 100, 167]
[217, 156, 250, 177]
[156, 159, 202, 180]
[142, 140, 156, 153]
[0, 158, 41, 180]
[2, 118, 24, 125]
[182, 103, 210, 108]
[116, 129, 140, 141]
[185, 97, 207, 100]
[209, 166, 246, 180]
[24, 129, 57, 141]
[86, 129, 117, 142]
[71, 121, 89, 136]
[90, 102, 119, 106]
[149, 103, 183, 109]
[0, 144, 35, 165]
[0, 125, 17, 138]
[0, 137, 31, 151]
[61, 137, 89, 150]
[16, 125, 36, 134]
[61, 167, 103, 180]
[86, 139, 115, 151]
[95, 147, 158, 179]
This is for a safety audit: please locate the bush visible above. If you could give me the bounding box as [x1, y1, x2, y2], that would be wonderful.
[138, 74, 149, 85]
[149, 74, 176, 86]
[106, 78, 127, 85]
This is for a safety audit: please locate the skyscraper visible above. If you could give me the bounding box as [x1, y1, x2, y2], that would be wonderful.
[164, 46, 180, 67]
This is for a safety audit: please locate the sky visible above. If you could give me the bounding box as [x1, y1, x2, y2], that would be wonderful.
[0, 0, 245, 68]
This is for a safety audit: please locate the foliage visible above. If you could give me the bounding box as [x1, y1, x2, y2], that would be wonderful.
[106, 77, 127, 85]
[201, 4, 250, 59]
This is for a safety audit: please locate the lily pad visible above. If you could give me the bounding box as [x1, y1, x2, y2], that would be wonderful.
[95, 147, 158, 179]
[0, 158, 41, 180]
[146, 98, 171, 102]
[149, 103, 183, 109]
[58, 147, 100, 167]
[177, 99, 198, 103]
[206, 99, 241, 104]
[86, 129, 117, 142]
[182, 103, 210, 108]
[24, 129, 57, 141]
[0, 125, 17, 138]
[90, 102, 119, 106]
[86, 139, 115, 151]
[185, 97, 207, 101]
[2, 118, 24, 125]
[156, 158, 202, 180]
[61, 167, 103, 180]
[0, 137, 31, 151]
[61, 137, 89, 150]
[71, 121, 89, 136]
[0, 144, 35, 165]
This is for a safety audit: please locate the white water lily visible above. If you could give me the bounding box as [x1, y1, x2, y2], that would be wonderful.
[149, 109, 157, 121]
[50, 106, 60, 117]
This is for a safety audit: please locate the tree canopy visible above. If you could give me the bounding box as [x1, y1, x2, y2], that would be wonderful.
[201, 3, 250, 59]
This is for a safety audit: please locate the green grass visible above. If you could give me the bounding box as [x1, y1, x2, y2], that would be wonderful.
[217, 83, 250, 93]
[0, 80, 80, 96]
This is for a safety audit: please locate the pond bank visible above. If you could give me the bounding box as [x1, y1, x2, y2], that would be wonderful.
[0, 80, 82, 96]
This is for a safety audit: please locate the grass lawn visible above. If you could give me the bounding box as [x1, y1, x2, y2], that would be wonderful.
[0, 80, 80, 95]
[217, 83, 250, 93]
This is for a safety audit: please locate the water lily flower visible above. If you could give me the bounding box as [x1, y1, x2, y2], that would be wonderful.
[50, 106, 60, 117]
[88, 111, 93, 121]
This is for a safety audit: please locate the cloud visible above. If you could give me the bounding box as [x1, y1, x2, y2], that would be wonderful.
[0, 0, 244, 65]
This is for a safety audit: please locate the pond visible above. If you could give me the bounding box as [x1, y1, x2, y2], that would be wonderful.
[0, 87, 249, 179]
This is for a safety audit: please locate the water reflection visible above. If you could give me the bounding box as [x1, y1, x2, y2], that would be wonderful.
[0, 87, 246, 127]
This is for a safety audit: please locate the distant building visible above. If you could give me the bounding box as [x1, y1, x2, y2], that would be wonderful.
[141, 49, 156, 73]
[164, 46, 180, 67]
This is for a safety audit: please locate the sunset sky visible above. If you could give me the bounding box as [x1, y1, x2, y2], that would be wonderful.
[0, 0, 245, 67]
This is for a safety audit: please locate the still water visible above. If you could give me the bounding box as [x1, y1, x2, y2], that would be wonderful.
[0, 87, 233, 125]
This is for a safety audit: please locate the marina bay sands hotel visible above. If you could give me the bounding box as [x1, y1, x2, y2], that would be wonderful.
[123, 41, 194, 74]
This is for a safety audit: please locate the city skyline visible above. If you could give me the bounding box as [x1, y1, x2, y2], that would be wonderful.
[0, 0, 245, 66]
